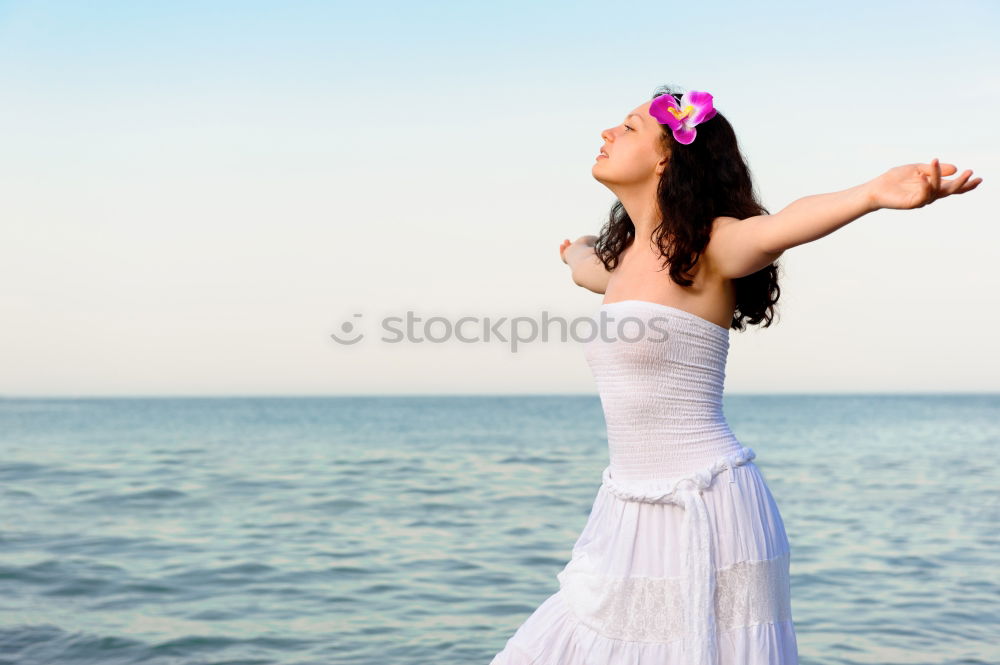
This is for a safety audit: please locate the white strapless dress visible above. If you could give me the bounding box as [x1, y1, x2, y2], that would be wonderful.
[489, 299, 799, 665]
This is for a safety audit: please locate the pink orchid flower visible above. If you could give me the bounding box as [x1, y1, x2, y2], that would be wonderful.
[648, 90, 717, 145]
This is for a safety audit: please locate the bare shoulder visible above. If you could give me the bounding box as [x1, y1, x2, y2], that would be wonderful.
[710, 216, 741, 231]
[704, 215, 783, 280]
[706, 215, 741, 245]
[701, 216, 740, 267]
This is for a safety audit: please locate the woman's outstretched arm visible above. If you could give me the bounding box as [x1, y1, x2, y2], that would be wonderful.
[560, 235, 610, 294]
[706, 159, 983, 280]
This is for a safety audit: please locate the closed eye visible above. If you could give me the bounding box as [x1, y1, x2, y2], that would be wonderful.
[624, 124, 634, 132]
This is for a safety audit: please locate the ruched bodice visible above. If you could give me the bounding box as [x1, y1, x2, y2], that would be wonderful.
[584, 299, 743, 481]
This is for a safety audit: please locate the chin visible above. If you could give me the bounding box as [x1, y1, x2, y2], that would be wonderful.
[591, 169, 610, 186]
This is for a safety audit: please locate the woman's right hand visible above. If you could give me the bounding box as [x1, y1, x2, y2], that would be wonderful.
[560, 235, 598, 265]
[560, 235, 609, 294]
[559, 238, 572, 264]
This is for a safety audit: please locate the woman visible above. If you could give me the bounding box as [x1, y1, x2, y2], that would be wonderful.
[489, 85, 981, 665]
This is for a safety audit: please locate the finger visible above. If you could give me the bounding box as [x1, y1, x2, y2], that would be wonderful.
[941, 169, 981, 193]
[948, 172, 984, 196]
[920, 160, 958, 175]
[919, 159, 940, 205]
[941, 170, 973, 195]
[958, 177, 983, 193]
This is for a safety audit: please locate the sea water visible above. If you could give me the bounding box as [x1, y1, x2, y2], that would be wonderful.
[0, 395, 997, 665]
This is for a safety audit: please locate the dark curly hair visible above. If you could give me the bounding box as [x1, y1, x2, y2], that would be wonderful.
[594, 84, 781, 331]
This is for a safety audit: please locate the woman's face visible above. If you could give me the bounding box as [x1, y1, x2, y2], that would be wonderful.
[592, 100, 669, 187]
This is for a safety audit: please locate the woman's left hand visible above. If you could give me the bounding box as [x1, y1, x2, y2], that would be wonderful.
[869, 159, 983, 210]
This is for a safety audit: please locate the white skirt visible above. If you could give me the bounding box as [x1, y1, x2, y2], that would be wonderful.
[489, 447, 799, 665]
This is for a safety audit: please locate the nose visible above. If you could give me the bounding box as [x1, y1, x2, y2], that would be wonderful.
[601, 127, 613, 142]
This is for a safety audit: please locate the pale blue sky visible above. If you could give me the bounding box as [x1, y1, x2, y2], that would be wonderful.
[1, 0, 997, 396]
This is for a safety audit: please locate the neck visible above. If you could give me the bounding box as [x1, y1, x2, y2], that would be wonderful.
[614, 184, 662, 252]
